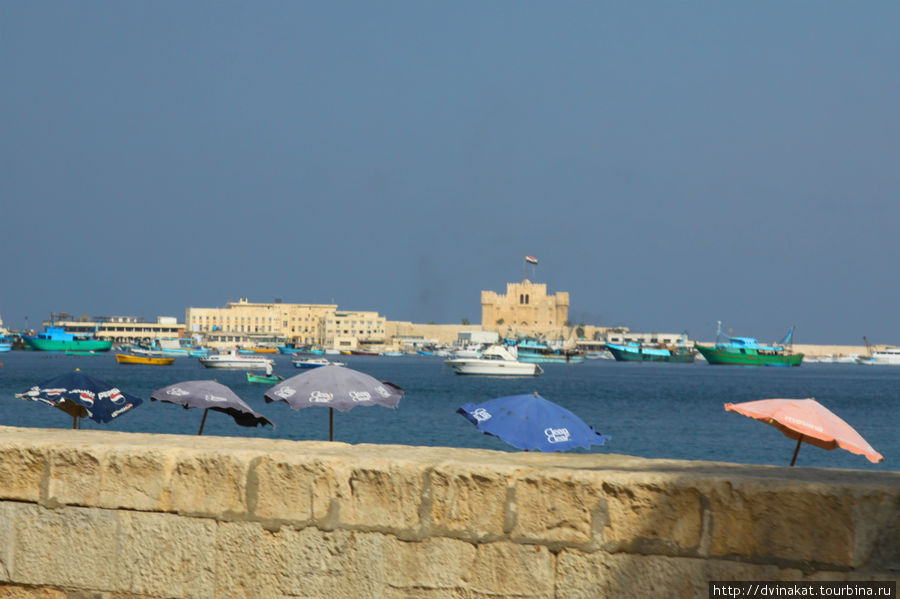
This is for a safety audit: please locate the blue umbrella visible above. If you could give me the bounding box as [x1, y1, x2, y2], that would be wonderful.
[458, 392, 610, 452]
[16, 370, 143, 428]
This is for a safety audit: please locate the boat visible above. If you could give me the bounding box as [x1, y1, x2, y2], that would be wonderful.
[246, 371, 284, 384]
[513, 337, 584, 364]
[444, 344, 543, 376]
[293, 357, 346, 368]
[23, 325, 112, 352]
[350, 349, 382, 356]
[694, 322, 803, 367]
[0, 335, 12, 352]
[198, 351, 274, 370]
[116, 353, 175, 366]
[855, 338, 900, 365]
[605, 334, 696, 363]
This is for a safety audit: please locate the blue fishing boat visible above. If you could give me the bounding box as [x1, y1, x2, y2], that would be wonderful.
[0, 336, 12, 352]
[513, 337, 584, 364]
[605, 341, 696, 363]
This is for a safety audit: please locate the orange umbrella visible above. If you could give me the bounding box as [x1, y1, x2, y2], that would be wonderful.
[724, 398, 883, 466]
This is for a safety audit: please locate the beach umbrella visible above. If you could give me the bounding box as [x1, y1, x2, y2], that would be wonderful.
[724, 398, 883, 466]
[16, 370, 142, 428]
[151, 380, 273, 435]
[264, 365, 403, 441]
[458, 392, 610, 452]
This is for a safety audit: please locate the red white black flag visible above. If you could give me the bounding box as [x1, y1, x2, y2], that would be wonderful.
[525, 255, 538, 265]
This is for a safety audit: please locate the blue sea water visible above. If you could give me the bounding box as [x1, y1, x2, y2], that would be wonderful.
[0, 351, 896, 472]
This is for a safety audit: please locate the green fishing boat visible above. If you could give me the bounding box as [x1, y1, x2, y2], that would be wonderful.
[246, 371, 284, 384]
[23, 326, 112, 352]
[694, 322, 803, 367]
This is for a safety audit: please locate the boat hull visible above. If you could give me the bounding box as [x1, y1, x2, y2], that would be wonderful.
[444, 359, 543, 376]
[246, 372, 283, 384]
[198, 357, 273, 370]
[116, 353, 175, 366]
[516, 352, 585, 364]
[24, 338, 113, 352]
[695, 344, 803, 367]
[606, 344, 695, 363]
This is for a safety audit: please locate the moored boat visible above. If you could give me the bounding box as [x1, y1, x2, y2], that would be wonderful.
[855, 347, 900, 365]
[198, 351, 274, 370]
[605, 338, 696, 363]
[23, 325, 112, 352]
[0, 336, 12, 352]
[514, 337, 584, 364]
[246, 371, 284, 384]
[293, 357, 346, 368]
[444, 344, 543, 376]
[116, 353, 175, 366]
[694, 322, 803, 367]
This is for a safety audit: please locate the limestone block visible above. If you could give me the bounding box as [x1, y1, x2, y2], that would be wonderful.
[427, 463, 514, 538]
[0, 585, 66, 599]
[850, 492, 900, 570]
[706, 481, 856, 567]
[45, 445, 105, 507]
[251, 454, 336, 523]
[329, 459, 423, 531]
[168, 450, 255, 516]
[555, 549, 805, 599]
[115, 511, 217, 598]
[12, 504, 117, 590]
[277, 528, 387, 599]
[382, 536, 477, 590]
[600, 479, 702, 554]
[98, 447, 175, 511]
[0, 443, 45, 502]
[0, 503, 12, 582]
[211, 521, 291, 599]
[509, 470, 604, 545]
[463, 541, 554, 598]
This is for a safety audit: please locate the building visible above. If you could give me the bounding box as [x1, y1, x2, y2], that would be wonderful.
[44, 315, 184, 345]
[185, 298, 387, 349]
[481, 279, 570, 335]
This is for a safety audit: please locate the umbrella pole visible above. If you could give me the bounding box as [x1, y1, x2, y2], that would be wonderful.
[73, 412, 78, 430]
[329, 407, 334, 442]
[790, 435, 803, 466]
[198, 408, 209, 435]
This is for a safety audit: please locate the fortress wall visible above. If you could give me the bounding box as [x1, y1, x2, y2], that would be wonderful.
[0, 426, 897, 598]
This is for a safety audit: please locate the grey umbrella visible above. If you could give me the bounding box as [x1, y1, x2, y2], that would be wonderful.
[151, 380, 273, 435]
[264, 365, 403, 441]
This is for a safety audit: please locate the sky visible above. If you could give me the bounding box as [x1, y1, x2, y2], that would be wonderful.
[1, 2, 898, 345]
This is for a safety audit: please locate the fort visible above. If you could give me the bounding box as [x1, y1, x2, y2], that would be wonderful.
[1, 426, 896, 598]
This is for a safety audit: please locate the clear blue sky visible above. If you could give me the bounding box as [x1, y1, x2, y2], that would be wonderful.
[2, 2, 897, 345]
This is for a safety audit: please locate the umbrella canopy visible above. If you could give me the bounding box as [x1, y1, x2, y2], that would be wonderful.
[151, 380, 273, 435]
[725, 397, 884, 465]
[264, 365, 403, 440]
[16, 370, 142, 428]
[458, 392, 610, 452]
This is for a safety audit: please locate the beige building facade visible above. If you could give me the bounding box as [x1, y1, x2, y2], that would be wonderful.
[185, 298, 386, 349]
[481, 279, 570, 335]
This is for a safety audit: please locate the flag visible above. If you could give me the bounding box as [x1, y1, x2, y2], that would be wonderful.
[525, 255, 538, 265]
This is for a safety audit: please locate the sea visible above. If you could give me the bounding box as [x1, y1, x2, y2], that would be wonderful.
[0, 351, 896, 472]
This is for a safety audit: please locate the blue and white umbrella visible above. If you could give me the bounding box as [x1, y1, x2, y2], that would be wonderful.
[458, 392, 610, 452]
[16, 370, 143, 428]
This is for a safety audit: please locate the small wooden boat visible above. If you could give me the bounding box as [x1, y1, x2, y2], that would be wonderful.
[246, 372, 284, 384]
[116, 353, 175, 366]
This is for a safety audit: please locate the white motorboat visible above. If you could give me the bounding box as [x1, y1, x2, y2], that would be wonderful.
[856, 347, 900, 365]
[444, 344, 543, 376]
[293, 357, 346, 368]
[198, 351, 273, 370]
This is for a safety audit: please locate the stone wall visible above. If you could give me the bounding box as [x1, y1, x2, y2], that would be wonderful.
[0, 426, 896, 599]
